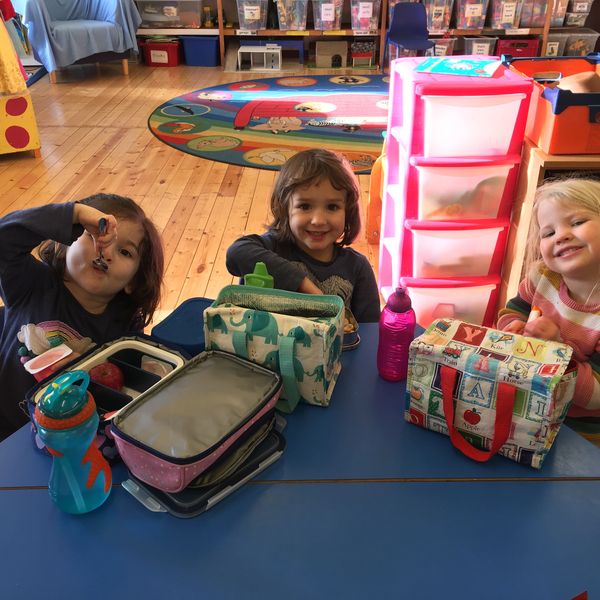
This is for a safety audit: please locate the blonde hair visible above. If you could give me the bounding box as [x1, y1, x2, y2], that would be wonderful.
[523, 177, 600, 282]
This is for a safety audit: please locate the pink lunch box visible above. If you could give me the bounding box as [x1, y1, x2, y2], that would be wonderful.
[111, 351, 282, 493]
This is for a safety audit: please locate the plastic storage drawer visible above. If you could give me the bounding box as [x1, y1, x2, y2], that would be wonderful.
[424, 0, 454, 33]
[519, 0, 547, 26]
[430, 37, 457, 56]
[138, 1, 202, 28]
[312, 0, 344, 29]
[407, 155, 521, 220]
[404, 219, 509, 277]
[454, 0, 491, 28]
[505, 54, 600, 154]
[464, 37, 497, 55]
[139, 39, 182, 66]
[399, 276, 501, 326]
[564, 29, 600, 56]
[545, 32, 569, 56]
[487, 0, 524, 28]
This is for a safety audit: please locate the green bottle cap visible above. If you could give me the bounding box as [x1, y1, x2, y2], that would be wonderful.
[244, 262, 274, 288]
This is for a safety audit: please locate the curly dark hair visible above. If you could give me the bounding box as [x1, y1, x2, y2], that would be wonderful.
[268, 149, 361, 246]
[38, 193, 164, 327]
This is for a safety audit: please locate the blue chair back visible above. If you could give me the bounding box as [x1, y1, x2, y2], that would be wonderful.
[384, 2, 435, 63]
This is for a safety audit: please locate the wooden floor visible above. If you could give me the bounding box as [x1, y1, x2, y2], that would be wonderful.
[0, 61, 380, 329]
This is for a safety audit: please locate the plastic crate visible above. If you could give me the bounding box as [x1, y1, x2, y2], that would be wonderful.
[564, 11, 589, 26]
[429, 37, 457, 56]
[519, 0, 547, 27]
[312, 0, 344, 29]
[565, 28, 600, 56]
[139, 39, 182, 66]
[545, 32, 569, 56]
[487, 0, 524, 29]
[180, 36, 220, 66]
[350, 0, 382, 31]
[424, 0, 454, 33]
[464, 37, 497, 55]
[236, 0, 268, 29]
[138, 1, 202, 28]
[505, 54, 600, 154]
[276, 0, 309, 29]
[454, 0, 491, 29]
[496, 37, 540, 57]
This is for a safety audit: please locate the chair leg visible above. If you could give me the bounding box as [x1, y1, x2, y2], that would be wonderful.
[48, 70, 57, 84]
[122, 59, 129, 76]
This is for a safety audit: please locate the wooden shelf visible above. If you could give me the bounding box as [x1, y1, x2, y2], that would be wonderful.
[137, 28, 219, 35]
[224, 28, 379, 36]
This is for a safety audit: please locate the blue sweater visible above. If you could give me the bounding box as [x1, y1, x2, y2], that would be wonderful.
[0, 203, 136, 438]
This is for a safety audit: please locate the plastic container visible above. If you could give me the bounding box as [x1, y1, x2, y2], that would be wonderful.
[237, 0, 268, 29]
[377, 287, 416, 381]
[138, 1, 203, 28]
[454, 0, 491, 29]
[519, 0, 547, 26]
[312, 0, 343, 30]
[410, 156, 520, 220]
[495, 37, 540, 57]
[180, 36, 220, 66]
[405, 219, 509, 277]
[487, 0, 524, 28]
[424, 0, 454, 32]
[33, 371, 112, 514]
[276, 0, 309, 29]
[550, 0, 568, 25]
[564, 11, 588, 25]
[139, 38, 182, 67]
[398, 277, 500, 327]
[351, 0, 382, 31]
[430, 37, 457, 56]
[565, 28, 600, 55]
[544, 32, 569, 56]
[567, 0, 592, 11]
[463, 37, 497, 55]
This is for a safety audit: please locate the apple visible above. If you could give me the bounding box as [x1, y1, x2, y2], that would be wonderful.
[463, 408, 481, 426]
[89, 362, 124, 391]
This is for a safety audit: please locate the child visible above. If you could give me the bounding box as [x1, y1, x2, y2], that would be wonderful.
[497, 177, 600, 444]
[226, 149, 381, 323]
[0, 193, 164, 441]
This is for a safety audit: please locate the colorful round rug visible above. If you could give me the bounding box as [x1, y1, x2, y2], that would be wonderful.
[148, 75, 389, 174]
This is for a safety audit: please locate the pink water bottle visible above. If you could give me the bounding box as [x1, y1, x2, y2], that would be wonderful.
[377, 287, 416, 381]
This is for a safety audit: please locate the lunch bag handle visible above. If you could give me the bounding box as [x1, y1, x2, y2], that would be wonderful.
[440, 365, 516, 462]
[232, 331, 301, 413]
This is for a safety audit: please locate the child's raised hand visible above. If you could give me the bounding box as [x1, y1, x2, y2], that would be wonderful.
[524, 316, 562, 342]
[73, 203, 117, 250]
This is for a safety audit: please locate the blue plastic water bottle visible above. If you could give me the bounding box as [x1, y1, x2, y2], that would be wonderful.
[34, 371, 112, 514]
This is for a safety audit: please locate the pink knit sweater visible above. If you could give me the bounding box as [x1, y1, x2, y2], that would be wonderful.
[497, 266, 600, 417]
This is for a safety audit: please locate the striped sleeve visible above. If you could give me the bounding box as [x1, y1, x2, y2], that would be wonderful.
[572, 351, 600, 412]
[496, 277, 534, 330]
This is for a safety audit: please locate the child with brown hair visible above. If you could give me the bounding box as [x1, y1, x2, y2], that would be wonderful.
[226, 149, 380, 323]
[0, 193, 164, 440]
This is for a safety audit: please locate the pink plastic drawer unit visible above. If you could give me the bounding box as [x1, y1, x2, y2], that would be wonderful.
[403, 219, 510, 278]
[390, 57, 533, 158]
[406, 155, 521, 220]
[398, 276, 501, 326]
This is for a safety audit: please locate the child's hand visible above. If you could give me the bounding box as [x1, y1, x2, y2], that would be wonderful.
[298, 277, 323, 295]
[524, 316, 562, 342]
[502, 320, 526, 334]
[73, 203, 117, 251]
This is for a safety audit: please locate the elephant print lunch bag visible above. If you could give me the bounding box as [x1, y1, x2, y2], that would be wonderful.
[204, 286, 345, 413]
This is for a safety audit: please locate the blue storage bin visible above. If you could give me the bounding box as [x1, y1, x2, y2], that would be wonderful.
[180, 36, 220, 66]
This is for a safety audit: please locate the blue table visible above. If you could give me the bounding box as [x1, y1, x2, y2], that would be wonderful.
[1, 481, 598, 598]
[3, 324, 600, 490]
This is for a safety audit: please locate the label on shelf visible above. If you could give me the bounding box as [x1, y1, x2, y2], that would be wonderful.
[237, 29, 258, 35]
[505, 28, 530, 34]
[285, 30, 311, 35]
[353, 30, 378, 36]
[323, 30, 347, 35]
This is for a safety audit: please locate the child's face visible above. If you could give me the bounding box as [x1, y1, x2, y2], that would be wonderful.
[64, 218, 144, 311]
[288, 178, 346, 262]
[538, 199, 600, 281]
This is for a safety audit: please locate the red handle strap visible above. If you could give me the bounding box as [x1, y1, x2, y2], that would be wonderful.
[440, 365, 516, 462]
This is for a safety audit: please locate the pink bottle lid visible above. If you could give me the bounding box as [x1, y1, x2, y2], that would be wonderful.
[386, 287, 412, 313]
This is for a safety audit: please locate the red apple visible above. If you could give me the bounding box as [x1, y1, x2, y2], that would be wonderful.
[463, 408, 481, 425]
[89, 362, 124, 391]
